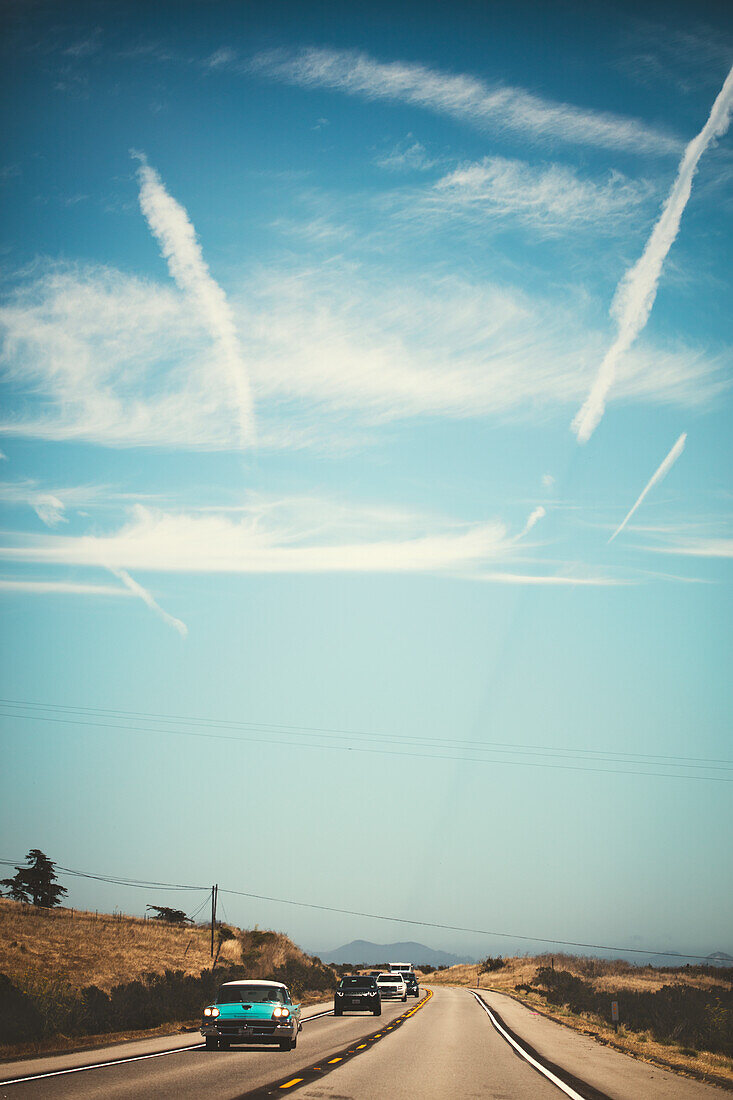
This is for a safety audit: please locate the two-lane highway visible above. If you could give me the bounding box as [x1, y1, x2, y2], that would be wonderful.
[2, 986, 724, 1098]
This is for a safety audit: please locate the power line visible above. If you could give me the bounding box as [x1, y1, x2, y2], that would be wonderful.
[1, 697, 730, 768]
[0, 855, 718, 964]
[1, 702, 730, 782]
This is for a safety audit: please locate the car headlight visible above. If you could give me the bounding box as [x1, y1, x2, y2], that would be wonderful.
[272, 1007, 291, 1018]
[203, 1007, 220, 1018]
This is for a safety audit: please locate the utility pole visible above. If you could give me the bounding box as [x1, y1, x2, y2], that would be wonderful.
[210, 884, 218, 958]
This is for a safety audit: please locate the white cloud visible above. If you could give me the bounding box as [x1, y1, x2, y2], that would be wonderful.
[573, 66, 733, 442]
[542, 474, 555, 489]
[411, 157, 652, 233]
[517, 505, 546, 539]
[240, 268, 726, 423]
[376, 137, 437, 172]
[110, 567, 188, 637]
[474, 571, 627, 586]
[32, 493, 66, 527]
[0, 578, 130, 596]
[0, 264, 254, 449]
[134, 153, 255, 444]
[252, 47, 681, 155]
[644, 536, 733, 559]
[609, 432, 687, 542]
[0, 262, 726, 450]
[0, 499, 515, 577]
[204, 47, 237, 70]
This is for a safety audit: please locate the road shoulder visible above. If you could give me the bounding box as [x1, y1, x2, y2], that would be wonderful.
[475, 989, 727, 1098]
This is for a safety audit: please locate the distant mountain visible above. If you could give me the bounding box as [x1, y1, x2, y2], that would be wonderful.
[706, 951, 733, 967]
[319, 940, 474, 967]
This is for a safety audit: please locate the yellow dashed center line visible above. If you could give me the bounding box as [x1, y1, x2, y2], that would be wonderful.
[279, 1079, 303, 1089]
[327, 1057, 342, 1064]
[356, 1043, 367, 1049]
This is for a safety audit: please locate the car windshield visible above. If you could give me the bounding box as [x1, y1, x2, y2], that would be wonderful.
[339, 977, 374, 988]
[217, 984, 285, 1004]
[378, 975, 400, 982]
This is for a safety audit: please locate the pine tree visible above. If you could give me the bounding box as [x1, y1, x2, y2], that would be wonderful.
[0, 850, 68, 907]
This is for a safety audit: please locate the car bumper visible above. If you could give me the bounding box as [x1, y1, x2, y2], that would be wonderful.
[335, 998, 379, 1010]
[201, 1020, 297, 1042]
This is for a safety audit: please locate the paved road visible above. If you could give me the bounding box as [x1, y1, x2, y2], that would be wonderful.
[1, 986, 725, 1098]
[296, 984, 562, 1099]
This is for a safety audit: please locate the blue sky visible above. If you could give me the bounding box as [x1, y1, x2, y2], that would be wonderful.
[0, 0, 732, 961]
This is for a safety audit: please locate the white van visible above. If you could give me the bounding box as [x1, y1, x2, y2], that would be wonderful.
[389, 962, 412, 974]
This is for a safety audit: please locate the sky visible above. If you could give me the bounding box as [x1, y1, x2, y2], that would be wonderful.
[0, 0, 732, 964]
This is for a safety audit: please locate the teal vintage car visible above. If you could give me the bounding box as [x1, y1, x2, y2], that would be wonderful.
[201, 980, 302, 1051]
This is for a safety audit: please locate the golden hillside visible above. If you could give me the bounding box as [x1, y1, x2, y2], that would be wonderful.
[0, 898, 318, 992]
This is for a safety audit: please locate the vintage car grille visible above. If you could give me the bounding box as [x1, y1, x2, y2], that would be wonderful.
[217, 1020, 278, 1035]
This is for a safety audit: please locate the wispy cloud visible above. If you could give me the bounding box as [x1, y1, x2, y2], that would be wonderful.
[110, 566, 188, 636]
[474, 571, 627, 586]
[407, 157, 652, 234]
[517, 505, 546, 539]
[2, 505, 510, 577]
[643, 536, 733, 559]
[1, 263, 726, 449]
[572, 66, 733, 443]
[0, 497, 632, 590]
[133, 153, 255, 444]
[31, 493, 66, 527]
[252, 47, 681, 155]
[376, 136, 437, 172]
[0, 578, 129, 597]
[0, 263, 257, 450]
[609, 433, 687, 542]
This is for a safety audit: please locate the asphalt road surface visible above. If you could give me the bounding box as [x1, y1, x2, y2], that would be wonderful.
[0, 986, 723, 1099]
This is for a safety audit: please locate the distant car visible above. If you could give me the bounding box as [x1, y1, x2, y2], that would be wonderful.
[389, 962, 412, 975]
[403, 971, 419, 997]
[376, 972, 407, 1001]
[201, 980, 301, 1051]
[334, 975, 381, 1016]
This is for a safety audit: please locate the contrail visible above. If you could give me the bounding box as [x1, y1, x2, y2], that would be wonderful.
[573, 66, 733, 443]
[110, 567, 188, 637]
[518, 505, 546, 539]
[132, 152, 255, 444]
[608, 432, 687, 543]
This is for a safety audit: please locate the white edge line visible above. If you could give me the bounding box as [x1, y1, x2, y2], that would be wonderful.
[0, 1009, 333, 1086]
[469, 990, 586, 1100]
[0, 1045, 204, 1086]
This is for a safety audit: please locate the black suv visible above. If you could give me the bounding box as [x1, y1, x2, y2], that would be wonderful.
[403, 972, 419, 997]
[334, 975, 381, 1016]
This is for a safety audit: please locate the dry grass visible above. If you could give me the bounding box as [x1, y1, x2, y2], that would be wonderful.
[0, 898, 242, 992]
[0, 900, 334, 1061]
[426, 955, 733, 1090]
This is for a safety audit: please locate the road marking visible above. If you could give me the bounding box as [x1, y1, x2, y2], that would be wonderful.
[469, 991, 587, 1100]
[279, 1079, 303, 1089]
[236, 989, 433, 1098]
[0, 1008, 331, 1088]
[0, 1044, 205, 1086]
